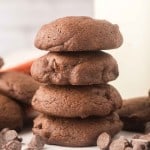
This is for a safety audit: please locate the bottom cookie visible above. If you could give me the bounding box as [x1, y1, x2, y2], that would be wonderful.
[33, 113, 123, 147]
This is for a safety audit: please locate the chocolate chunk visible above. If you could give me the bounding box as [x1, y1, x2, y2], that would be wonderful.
[109, 136, 130, 150]
[3, 130, 18, 142]
[28, 135, 45, 149]
[97, 132, 111, 150]
[2, 140, 22, 150]
[145, 122, 150, 134]
[0, 128, 9, 135]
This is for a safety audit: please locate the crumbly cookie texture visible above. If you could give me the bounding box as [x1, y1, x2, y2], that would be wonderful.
[31, 51, 119, 85]
[33, 113, 123, 147]
[32, 84, 122, 118]
[35, 16, 123, 51]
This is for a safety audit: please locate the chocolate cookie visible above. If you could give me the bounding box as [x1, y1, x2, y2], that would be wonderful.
[31, 51, 118, 85]
[117, 96, 150, 132]
[34, 16, 123, 51]
[0, 57, 4, 68]
[32, 84, 122, 118]
[0, 94, 23, 131]
[33, 113, 123, 147]
[0, 71, 39, 104]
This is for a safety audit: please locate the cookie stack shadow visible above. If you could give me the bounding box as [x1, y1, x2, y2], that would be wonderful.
[31, 16, 123, 147]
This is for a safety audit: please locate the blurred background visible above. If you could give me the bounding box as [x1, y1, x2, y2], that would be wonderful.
[0, 0, 149, 99]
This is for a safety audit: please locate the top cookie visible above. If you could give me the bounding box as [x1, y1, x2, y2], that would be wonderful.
[35, 16, 123, 51]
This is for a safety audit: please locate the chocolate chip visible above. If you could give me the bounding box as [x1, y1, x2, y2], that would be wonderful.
[3, 130, 18, 142]
[28, 135, 45, 149]
[97, 132, 111, 150]
[109, 136, 130, 150]
[0, 128, 9, 135]
[2, 140, 22, 150]
[145, 122, 150, 134]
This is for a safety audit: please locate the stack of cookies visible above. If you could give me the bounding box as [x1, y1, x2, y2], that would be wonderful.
[31, 16, 123, 147]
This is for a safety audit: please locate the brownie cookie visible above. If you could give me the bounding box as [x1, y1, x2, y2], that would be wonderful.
[117, 96, 150, 132]
[0, 94, 23, 131]
[0, 71, 40, 104]
[32, 84, 122, 118]
[0, 57, 4, 68]
[33, 113, 123, 147]
[34, 16, 123, 51]
[31, 51, 119, 85]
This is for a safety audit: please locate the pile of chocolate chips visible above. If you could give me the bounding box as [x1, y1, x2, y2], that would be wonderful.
[0, 128, 22, 150]
[0, 128, 45, 150]
[97, 132, 150, 150]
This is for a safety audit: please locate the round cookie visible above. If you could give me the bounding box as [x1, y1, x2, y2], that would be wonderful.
[0, 57, 4, 68]
[34, 16, 123, 51]
[0, 94, 23, 131]
[32, 84, 122, 118]
[0, 71, 40, 104]
[31, 51, 119, 85]
[33, 113, 123, 147]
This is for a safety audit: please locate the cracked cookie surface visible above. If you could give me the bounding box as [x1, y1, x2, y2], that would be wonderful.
[34, 16, 123, 51]
[31, 51, 119, 85]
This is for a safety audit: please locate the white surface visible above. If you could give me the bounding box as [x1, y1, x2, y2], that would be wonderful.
[94, 0, 150, 99]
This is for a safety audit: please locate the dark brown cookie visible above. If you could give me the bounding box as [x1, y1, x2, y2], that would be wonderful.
[34, 16, 123, 51]
[31, 51, 119, 85]
[33, 113, 123, 147]
[117, 96, 150, 132]
[0, 71, 39, 104]
[32, 84, 122, 118]
[0, 94, 23, 131]
[0, 57, 4, 68]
